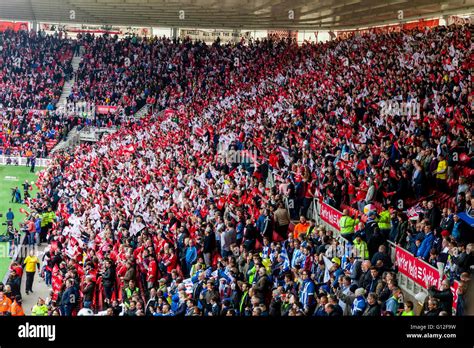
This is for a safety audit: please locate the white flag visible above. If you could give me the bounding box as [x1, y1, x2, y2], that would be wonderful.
[279, 146, 290, 166]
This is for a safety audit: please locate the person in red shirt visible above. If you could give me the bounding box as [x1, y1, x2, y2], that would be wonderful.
[162, 248, 178, 276]
[146, 255, 157, 292]
[302, 179, 316, 217]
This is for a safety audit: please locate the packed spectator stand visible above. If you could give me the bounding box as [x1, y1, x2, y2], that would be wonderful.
[0, 29, 76, 157]
[0, 24, 473, 317]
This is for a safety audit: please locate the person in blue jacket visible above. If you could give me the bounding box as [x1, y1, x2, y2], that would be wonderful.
[6, 208, 14, 223]
[299, 271, 316, 314]
[35, 215, 42, 246]
[61, 279, 80, 316]
[351, 288, 367, 316]
[185, 240, 198, 277]
[416, 225, 435, 261]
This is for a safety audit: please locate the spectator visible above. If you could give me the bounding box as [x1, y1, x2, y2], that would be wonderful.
[401, 301, 415, 316]
[274, 202, 291, 239]
[362, 292, 381, 316]
[428, 280, 453, 315]
[423, 298, 441, 316]
[7, 25, 472, 318]
[416, 225, 435, 261]
[351, 288, 367, 316]
[385, 286, 402, 315]
[6, 269, 21, 299]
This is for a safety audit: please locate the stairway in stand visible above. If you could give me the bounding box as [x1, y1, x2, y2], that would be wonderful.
[57, 48, 83, 108]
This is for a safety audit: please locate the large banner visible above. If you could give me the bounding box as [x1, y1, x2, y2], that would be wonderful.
[0, 21, 29, 32]
[179, 29, 241, 43]
[395, 245, 441, 288]
[451, 280, 460, 311]
[395, 245, 461, 312]
[319, 200, 343, 231]
[337, 19, 440, 39]
[268, 30, 298, 40]
[447, 15, 473, 26]
[40, 23, 150, 37]
[95, 105, 118, 115]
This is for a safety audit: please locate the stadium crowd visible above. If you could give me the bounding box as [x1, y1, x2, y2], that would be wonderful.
[0, 29, 77, 156]
[0, 24, 473, 317]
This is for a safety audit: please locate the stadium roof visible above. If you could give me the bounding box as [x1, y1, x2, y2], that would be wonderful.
[0, 0, 473, 30]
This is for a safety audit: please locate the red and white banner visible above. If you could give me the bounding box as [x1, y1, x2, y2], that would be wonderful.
[336, 19, 440, 39]
[95, 105, 118, 115]
[267, 30, 298, 40]
[0, 21, 29, 32]
[451, 280, 460, 312]
[395, 246, 441, 289]
[447, 15, 472, 26]
[396, 245, 461, 313]
[319, 200, 343, 231]
[40, 23, 150, 37]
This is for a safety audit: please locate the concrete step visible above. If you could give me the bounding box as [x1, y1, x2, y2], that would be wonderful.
[57, 47, 83, 107]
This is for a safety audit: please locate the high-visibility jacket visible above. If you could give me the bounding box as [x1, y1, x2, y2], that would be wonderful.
[248, 266, 256, 284]
[10, 301, 25, 316]
[339, 216, 358, 235]
[0, 296, 12, 315]
[239, 291, 248, 313]
[353, 239, 369, 259]
[378, 210, 391, 230]
[293, 222, 310, 239]
[40, 213, 49, 227]
[436, 160, 447, 180]
[31, 304, 48, 316]
[124, 287, 139, 301]
[44, 211, 56, 224]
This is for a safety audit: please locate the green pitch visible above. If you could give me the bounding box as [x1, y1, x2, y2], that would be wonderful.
[0, 165, 39, 280]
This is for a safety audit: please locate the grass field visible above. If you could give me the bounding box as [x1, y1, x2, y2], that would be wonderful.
[0, 165, 39, 280]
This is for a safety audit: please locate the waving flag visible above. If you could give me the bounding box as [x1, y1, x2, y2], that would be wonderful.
[280, 244, 290, 271]
[279, 146, 290, 166]
[194, 126, 205, 137]
[323, 255, 334, 283]
[406, 203, 424, 220]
